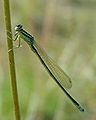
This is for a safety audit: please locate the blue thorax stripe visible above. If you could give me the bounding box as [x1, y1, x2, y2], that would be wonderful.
[21, 29, 33, 39]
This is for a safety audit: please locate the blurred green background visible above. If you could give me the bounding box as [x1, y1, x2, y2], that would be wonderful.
[0, 0, 96, 120]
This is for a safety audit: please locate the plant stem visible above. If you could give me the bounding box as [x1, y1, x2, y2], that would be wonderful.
[3, 0, 21, 120]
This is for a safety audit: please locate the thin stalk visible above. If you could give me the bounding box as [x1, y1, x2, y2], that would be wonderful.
[3, 0, 21, 120]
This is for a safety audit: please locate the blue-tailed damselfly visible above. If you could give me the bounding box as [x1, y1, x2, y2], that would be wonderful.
[14, 24, 84, 112]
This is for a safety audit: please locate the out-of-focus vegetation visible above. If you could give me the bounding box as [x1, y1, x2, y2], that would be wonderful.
[0, 0, 96, 120]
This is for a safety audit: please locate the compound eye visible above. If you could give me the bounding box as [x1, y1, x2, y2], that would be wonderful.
[15, 24, 23, 31]
[17, 24, 22, 28]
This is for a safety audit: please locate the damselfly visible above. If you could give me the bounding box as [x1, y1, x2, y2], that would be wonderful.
[14, 24, 84, 112]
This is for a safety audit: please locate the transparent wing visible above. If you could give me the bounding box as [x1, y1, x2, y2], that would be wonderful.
[33, 41, 72, 89]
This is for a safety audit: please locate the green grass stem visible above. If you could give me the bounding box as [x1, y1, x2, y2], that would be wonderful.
[3, 0, 21, 120]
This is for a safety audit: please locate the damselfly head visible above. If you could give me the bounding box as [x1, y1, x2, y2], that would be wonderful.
[15, 24, 23, 31]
